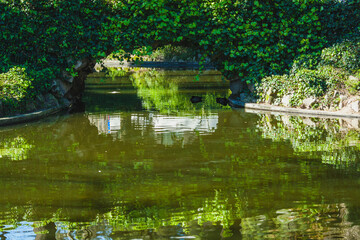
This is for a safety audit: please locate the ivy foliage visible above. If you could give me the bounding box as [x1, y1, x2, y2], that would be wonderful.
[257, 37, 360, 109]
[1, 0, 359, 112]
[0, 67, 34, 102]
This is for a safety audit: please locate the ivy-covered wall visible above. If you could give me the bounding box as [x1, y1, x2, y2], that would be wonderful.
[0, 0, 359, 115]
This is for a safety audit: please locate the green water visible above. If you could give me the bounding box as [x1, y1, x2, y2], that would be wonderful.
[1, 70, 360, 239]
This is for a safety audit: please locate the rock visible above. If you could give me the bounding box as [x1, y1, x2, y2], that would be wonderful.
[281, 94, 292, 107]
[302, 97, 316, 109]
[349, 75, 359, 81]
[249, 97, 257, 103]
[59, 97, 71, 107]
[34, 94, 46, 109]
[74, 58, 89, 71]
[281, 115, 292, 128]
[345, 226, 360, 240]
[50, 79, 72, 98]
[25, 101, 37, 112]
[339, 95, 347, 109]
[36, 94, 45, 103]
[302, 118, 316, 127]
[265, 95, 273, 104]
[350, 100, 360, 112]
[230, 79, 246, 96]
[343, 118, 360, 129]
[62, 71, 74, 83]
[240, 93, 257, 103]
[240, 93, 247, 101]
[44, 93, 60, 108]
[228, 97, 245, 107]
[74, 60, 83, 70]
[265, 87, 274, 104]
[247, 83, 256, 93]
[349, 119, 360, 129]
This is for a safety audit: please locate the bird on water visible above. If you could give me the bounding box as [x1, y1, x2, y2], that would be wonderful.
[190, 96, 203, 103]
[216, 97, 229, 106]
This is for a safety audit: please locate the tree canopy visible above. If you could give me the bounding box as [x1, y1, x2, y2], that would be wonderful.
[0, 0, 359, 112]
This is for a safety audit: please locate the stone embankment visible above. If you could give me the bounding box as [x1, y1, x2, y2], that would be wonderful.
[0, 106, 66, 126]
[228, 94, 360, 119]
[228, 70, 360, 119]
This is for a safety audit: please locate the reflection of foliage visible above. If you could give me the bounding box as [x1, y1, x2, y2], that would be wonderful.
[0, 136, 33, 161]
[258, 114, 360, 169]
[241, 203, 348, 239]
[10, 202, 348, 240]
[1, 111, 360, 239]
[105, 67, 129, 81]
[130, 70, 230, 114]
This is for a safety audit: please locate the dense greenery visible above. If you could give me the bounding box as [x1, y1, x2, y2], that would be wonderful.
[107, 44, 198, 62]
[0, 67, 34, 108]
[1, 0, 359, 114]
[257, 38, 360, 109]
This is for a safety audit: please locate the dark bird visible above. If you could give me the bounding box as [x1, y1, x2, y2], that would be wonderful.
[216, 97, 229, 106]
[190, 96, 203, 103]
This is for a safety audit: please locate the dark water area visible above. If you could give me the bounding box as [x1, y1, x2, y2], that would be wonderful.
[1, 70, 360, 239]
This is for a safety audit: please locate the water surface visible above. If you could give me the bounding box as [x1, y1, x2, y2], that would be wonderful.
[1, 70, 360, 239]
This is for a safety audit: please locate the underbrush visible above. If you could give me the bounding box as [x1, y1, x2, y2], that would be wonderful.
[256, 38, 360, 110]
[0, 66, 52, 116]
[0, 67, 34, 115]
[107, 45, 199, 62]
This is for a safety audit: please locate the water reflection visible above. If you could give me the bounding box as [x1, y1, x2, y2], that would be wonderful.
[254, 111, 360, 170]
[1, 110, 360, 239]
[88, 113, 218, 146]
[1, 70, 360, 239]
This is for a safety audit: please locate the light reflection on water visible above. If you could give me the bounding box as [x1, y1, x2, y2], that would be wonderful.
[0, 70, 360, 239]
[88, 113, 218, 146]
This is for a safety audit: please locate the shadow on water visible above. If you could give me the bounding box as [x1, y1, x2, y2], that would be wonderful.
[1, 70, 360, 239]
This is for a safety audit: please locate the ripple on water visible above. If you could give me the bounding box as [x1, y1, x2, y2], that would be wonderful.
[2, 222, 36, 240]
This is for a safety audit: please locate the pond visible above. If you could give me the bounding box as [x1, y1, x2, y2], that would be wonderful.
[1, 69, 360, 239]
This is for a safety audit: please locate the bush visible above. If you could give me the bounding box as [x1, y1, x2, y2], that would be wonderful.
[257, 65, 345, 108]
[0, 67, 34, 103]
[321, 39, 360, 71]
[147, 45, 197, 62]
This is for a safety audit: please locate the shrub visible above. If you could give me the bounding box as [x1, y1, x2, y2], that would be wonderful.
[0, 66, 34, 103]
[321, 39, 360, 71]
[257, 65, 345, 108]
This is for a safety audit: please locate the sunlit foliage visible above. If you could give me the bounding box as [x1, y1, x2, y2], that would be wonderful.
[1, 0, 359, 113]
